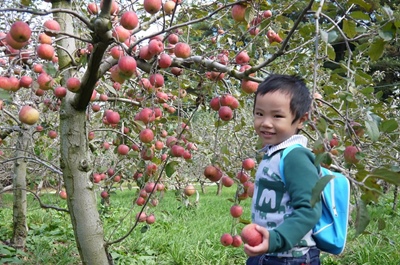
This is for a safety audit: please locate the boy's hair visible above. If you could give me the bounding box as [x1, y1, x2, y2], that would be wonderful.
[254, 74, 311, 123]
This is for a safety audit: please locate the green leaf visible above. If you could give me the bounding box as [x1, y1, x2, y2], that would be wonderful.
[369, 38, 385, 61]
[165, 161, 179, 178]
[365, 120, 380, 142]
[380, 119, 398, 133]
[326, 44, 336, 60]
[327, 31, 338, 43]
[370, 168, 400, 186]
[360, 86, 374, 95]
[43, 63, 57, 77]
[316, 117, 327, 132]
[343, 19, 357, 38]
[20, 0, 32, 6]
[310, 175, 335, 207]
[348, 0, 372, 12]
[350, 11, 370, 20]
[377, 218, 386, 231]
[0, 90, 12, 100]
[355, 200, 370, 236]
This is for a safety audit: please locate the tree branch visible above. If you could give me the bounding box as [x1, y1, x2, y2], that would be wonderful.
[0, 187, 69, 213]
[0, 8, 93, 30]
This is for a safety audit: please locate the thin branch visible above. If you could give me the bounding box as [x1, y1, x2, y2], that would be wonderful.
[250, 0, 316, 74]
[0, 8, 93, 30]
[105, 104, 201, 246]
[0, 187, 69, 213]
[1, 156, 63, 175]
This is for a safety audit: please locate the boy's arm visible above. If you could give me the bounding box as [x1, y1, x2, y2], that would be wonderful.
[268, 148, 322, 253]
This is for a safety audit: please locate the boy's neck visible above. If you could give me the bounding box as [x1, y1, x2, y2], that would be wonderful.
[260, 135, 308, 156]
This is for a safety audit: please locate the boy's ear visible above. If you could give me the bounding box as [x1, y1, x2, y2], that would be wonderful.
[297, 112, 309, 129]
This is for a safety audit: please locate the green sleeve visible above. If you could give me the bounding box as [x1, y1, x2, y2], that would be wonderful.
[268, 148, 322, 253]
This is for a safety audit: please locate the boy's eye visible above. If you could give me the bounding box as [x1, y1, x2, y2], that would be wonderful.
[274, 115, 283, 118]
[255, 112, 263, 116]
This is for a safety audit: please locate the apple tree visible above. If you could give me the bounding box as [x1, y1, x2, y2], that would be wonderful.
[0, 0, 400, 263]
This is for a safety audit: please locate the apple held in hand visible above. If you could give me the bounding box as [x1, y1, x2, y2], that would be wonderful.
[241, 223, 263, 247]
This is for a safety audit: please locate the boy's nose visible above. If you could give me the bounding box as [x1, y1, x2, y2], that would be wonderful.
[261, 118, 273, 128]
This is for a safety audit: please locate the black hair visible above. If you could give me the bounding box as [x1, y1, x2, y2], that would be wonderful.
[253, 74, 311, 124]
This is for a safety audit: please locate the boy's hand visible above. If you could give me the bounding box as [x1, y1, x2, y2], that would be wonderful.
[243, 225, 269, 257]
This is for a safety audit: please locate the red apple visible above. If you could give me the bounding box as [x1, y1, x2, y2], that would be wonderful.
[231, 4, 247, 22]
[43, 19, 61, 37]
[174, 42, 191, 58]
[230, 204, 243, 218]
[218, 106, 233, 121]
[87, 2, 99, 15]
[171, 144, 185, 157]
[221, 175, 234, 187]
[232, 235, 243, 247]
[236, 171, 249, 183]
[117, 144, 130, 155]
[167, 33, 179, 44]
[143, 0, 162, 14]
[344, 145, 360, 164]
[112, 26, 130, 42]
[149, 73, 164, 87]
[139, 128, 154, 143]
[110, 46, 124, 59]
[209, 97, 221, 111]
[103, 141, 110, 150]
[10, 21, 31, 43]
[242, 158, 255, 170]
[220, 233, 233, 246]
[263, 10, 272, 19]
[120, 11, 139, 30]
[19, 76, 32, 88]
[54, 86, 67, 98]
[241, 223, 263, 247]
[37, 73, 53, 90]
[241, 79, 258, 93]
[163, 1, 176, 15]
[204, 165, 222, 182]
[59, 190, 67, 200]
[37, 44, 54, 61]
[118, 56, 137, 77]
[66, 77, 81, 92]
[235, 51, 250, 65]
[5, 33, 28, 49]
[101, 191, 109, 199]
[138, 108, 156, 124]
[184, 184, 196, 196]
[48, 130, 57, 139]
[158, 53, 172, 68]
[146, 214, 156, 224]
[18, 105, 39, 125]
[148, 39, 164, 55]
[106, 110, 120, 124]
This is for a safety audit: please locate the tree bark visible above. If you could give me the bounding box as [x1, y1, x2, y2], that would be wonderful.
[59, 100, 110, 265]
[11, 128, 29, 249]
[55, 1, 111, 264]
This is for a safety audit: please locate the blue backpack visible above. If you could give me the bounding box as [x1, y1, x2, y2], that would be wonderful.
[279, 144, 350, 255]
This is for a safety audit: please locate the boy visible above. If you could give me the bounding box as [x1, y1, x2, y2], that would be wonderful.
[245, 74, 322, 265]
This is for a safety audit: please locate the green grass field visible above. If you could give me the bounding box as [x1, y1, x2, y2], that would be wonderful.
[1, 185, 399, 264]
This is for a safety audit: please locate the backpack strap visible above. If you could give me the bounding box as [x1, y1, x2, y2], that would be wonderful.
[279, 144, 304, 184]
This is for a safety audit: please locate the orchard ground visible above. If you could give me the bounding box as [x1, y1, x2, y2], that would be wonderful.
[1, 185, 399, 265]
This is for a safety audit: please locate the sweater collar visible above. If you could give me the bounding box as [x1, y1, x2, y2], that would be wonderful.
[259, 135, 308, 156]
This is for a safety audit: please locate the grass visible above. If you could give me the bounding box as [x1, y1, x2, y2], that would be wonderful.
[1, 186, 400, 264]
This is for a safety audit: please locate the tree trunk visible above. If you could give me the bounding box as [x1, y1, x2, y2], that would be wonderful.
[11, 128, 29, 249]
[55, 1, 110, 264]
[60, 98, 110, 265]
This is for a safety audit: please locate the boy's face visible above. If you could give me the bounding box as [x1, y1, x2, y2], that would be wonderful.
[253, 90, 307, 147]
